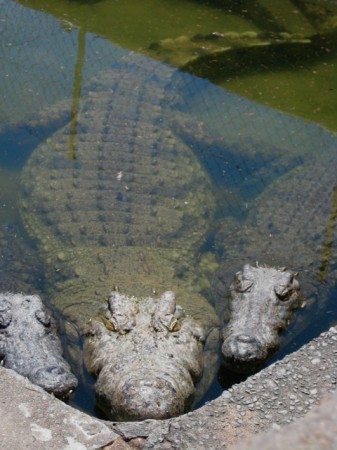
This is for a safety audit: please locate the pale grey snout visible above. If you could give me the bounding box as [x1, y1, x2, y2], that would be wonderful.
[30, 365, 78, 396]
[222, 333, 268, 373]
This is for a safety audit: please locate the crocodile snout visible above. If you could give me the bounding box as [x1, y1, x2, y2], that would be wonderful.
[107, 375, 187, 420]
[220, 264, 302, 373]
[85, 293, 207, 421]
[222, 333, 267, 372]
[30, 365, 78, 396]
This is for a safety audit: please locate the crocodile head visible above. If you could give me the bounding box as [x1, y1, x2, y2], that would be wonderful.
[0, 293, 78, 396]
[222, 264, 302, 373]
[84, 290, 206, 421]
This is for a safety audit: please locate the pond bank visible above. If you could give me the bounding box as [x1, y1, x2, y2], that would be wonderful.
[1, 325, 337, 449]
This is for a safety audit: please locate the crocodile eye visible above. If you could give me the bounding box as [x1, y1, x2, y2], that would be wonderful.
[274, 285, 291, 301]
[35, 309, 52, 327]
[152, 291, 184, 332]
[289, 275, 300, 291]
[0, 298, 12, 328]
[233, 275, 253, 293]
[108, 292, 138, 334]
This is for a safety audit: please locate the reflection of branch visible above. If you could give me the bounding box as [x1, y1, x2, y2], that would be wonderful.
[69, 29, 85, 160]
[318, 182, 337, 282]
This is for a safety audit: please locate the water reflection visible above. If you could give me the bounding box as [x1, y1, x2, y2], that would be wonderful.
[15, 0, 337, 129]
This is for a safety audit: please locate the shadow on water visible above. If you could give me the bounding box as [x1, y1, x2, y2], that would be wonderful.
[183, 31, 337, 83]
[0, 121, 69, 170]
[69, 0, 103, 3]
[190, 0, 290, 33]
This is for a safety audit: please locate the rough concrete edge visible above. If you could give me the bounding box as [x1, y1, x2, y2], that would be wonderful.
[2, 325, 337, 449]
[228, 388, 337, 450]
[0, 366, 119, 450]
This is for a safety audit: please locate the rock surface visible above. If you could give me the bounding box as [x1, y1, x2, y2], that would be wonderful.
[1, 325, 337, 449]
[229, 388, 337, 450]
[0, 367, 118, 450]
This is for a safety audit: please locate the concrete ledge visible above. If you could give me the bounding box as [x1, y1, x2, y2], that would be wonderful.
[0, 367, 118, 449]
[1, 326, 337, 449]
[229, 388, 337, 450]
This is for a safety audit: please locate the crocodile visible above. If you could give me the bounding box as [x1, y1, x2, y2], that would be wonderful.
[20, 53, 220, 421]
[214, 147, 337, 373]
[0, 186, 78, 396]
[217, 263, 303, 373]
[0, 292, 78, 396]
[17, 36, 337, 406]
[148, 30, 311, 68]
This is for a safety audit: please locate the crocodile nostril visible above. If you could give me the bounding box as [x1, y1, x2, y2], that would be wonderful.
[32, 365, 74, 380]
[112, 377, 185, 420]
[30, 365, 78, 395]
[222, 333, 266, 371]
[236, 334, 258, 344]
[45, 366, 69, 376]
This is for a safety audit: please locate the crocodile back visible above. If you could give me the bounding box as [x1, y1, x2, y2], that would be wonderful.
[20, 55, 217, 325]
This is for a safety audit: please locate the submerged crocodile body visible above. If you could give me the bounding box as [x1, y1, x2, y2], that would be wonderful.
[20, 52, 220, 420]
[214, 148, 337, 372]
[18, 42, 337, 409]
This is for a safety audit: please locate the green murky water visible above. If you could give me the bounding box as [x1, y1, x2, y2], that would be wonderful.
[15, 0, 337, 131]
[1, 0, 337, 419]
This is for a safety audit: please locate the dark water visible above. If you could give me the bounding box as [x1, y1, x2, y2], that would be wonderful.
[1, 0, 337, 419]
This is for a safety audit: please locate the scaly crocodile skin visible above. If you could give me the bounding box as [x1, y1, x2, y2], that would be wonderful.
[20, 52, 219, 420]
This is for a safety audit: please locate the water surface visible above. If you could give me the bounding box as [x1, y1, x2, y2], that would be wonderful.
[1, 0, 337, 418]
